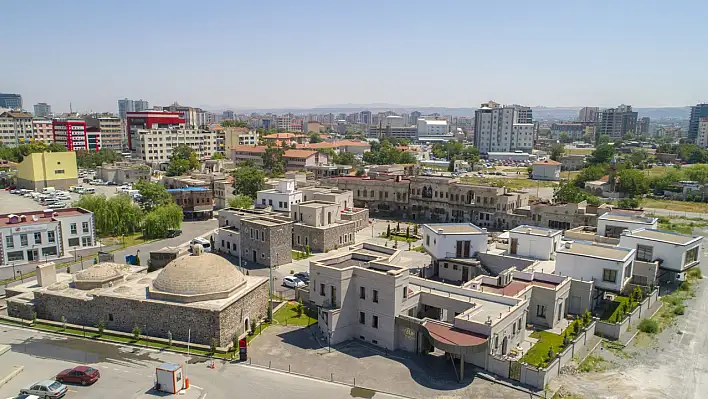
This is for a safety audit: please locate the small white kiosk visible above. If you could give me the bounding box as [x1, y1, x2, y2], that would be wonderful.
[155, 363, 184, 394]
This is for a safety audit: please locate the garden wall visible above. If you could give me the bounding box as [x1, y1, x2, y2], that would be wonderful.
[594, 289, 659, 340]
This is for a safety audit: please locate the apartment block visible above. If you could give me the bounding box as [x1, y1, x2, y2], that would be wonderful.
[596, 105, 638, 141]
[31, 119, 53, 143]
[52, 119, 88, 151]
[256, 179, 303, 212]
[85, 115, 122, 150]
[33, 103, 52, 118]
[689, 104, 708, 143]
[0, 111, 33, 147]
[474, 102, 534, 153]
[556, 241, 635, 294]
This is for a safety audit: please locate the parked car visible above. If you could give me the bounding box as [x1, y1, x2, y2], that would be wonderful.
[7, 394, 40, 399]
[166, 229, 182, 238]
[106, 181, 116, 186]
[282, 276, 305, 288]
[55, 366, 100, 386]
[293, 272, 310, 284]
[19, 380, 67, 399]
[48, 202, 67, 209]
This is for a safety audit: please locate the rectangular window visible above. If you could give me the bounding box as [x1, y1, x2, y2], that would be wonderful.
[82, 237, 92, 247]
[82, 222, 89, 233]
[320, 283, 325, 296]
[42, 246, 57, 256]
[373, 290, 379, 303]
[5, 236, 13, 248]
[372, 315, 379, 329]
[403, 286, 408, 299]
[602, 268, 617, 283]
[536, 305, 546, 318]
[7, 251, 24, 262]
[359, 312, 365, 324]
[426, 235, 429, 246]
[34, 232, 41, 244]
[685, 247, 699, 265]
[636, 245, 653, 262]
[70, 223, 77, 235]
[47, 231, 55, 243]
[360, 286, 365, 300]
[20, 234, 28, 246]
[68, 237, 80, 247]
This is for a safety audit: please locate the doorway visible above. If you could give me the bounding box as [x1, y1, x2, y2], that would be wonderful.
[510, 238, 518, 255]
[462, 266, 469, 282]
[501, 336, 508, 355]
[252, 250, 257, 263]
[27, 249, 38, 262]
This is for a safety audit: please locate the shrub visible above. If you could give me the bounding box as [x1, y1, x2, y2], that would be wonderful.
[638, 319, 659, 334]
[135, 256, 141, 266]
[386, 224, 391, 238]
[290, 269, 294, 274]
[679, 281, 692, 292]
[32, 312, 37, 325]
[132, 325, 141, 341]
[547, 348, 555, 362]
[232, 332, 239, 349]
[296, 298, 304, 317]
[61, 316, 67, 331]
[250, 320, 256, 335]
[582, 310, 592, 326]
[168, 331, 173, 347]
[96, 320, 105, 337]
[210, 338, 217, 354]
[687, 267, 703, 280]
[673, 305, 686, 315]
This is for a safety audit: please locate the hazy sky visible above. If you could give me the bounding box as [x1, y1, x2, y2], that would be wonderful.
[3, 0, 707, 113]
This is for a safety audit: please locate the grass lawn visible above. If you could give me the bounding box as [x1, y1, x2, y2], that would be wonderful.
[380, 233, 417, 243]
[411, 245, 426, 253]
[292, 250, 311, 260]
[459, 176, 557, 191]
[272, 302, 317, 326]
[521, 330, 564, 367]
[598, 295, 638, 323]
[658, 221, 708, 235]
[643, 198, 708, 214]
[566, 148, 593, 155]
[101, 233, 150, 249]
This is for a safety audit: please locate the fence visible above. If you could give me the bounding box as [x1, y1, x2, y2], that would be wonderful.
[487, 321, 598, 390]
[594, 289, 659, 340]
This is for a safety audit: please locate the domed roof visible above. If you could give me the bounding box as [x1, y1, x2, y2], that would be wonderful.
[152, 253, 244, 298]
[75, 263, 123, 282]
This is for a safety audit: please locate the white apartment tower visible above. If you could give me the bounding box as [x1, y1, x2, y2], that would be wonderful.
[473, 102, 534, 153]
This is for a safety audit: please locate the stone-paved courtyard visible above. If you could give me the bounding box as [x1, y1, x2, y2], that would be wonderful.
[246, 324, 532, 399]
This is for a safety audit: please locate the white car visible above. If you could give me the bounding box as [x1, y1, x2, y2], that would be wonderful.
[282, 276, 305, 288]
[19, 380, 67, 399]
[7, 395, 40, 399]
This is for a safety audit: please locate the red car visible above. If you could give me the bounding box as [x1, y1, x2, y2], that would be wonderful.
[56, 366, 100, 385]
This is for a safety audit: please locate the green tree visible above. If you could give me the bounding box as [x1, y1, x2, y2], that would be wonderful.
[76, 148, 122, 169]
[263, 146, 285, 174]
[559, 132, 572, 143]
[166, 145, 199, 176]
[550, 143, 565, 161]
[132, 325, 141, 341]
[134, 180, 172, 212]
[629, 149, 649, 168]
[617, 169, 649, 197]
[597, 134, 611, 145]
[684, 164, 708, 184]
[211, 152, 225, 160]
[573, 164, 607, 187]
[73, 194, 143, 236]
[228, 194, 254, 209]
[309, 133, 323, 143]
[97, 320, 105, 337]
[460, 146, 480, 164]
[582, 130, 595, 144]
[590, 144, 615, 164]
[617, 197, 641, 209]
[447, 159, 455, 172]
[554, 181, 601, 205]
[165, 158, 192, 177]
[221, 119, 248, 128]
[142, 204, 184, 239]
[333, 151, 358, 166]
[233, 165, 266, 197]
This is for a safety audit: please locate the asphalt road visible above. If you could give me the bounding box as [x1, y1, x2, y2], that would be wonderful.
[0, 326, 405, 399]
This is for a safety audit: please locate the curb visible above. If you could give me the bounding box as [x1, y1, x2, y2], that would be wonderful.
[0, 365, 24, 388]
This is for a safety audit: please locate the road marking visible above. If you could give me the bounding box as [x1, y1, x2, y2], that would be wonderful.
[190, 384, 203, 389]
[68, 389, 78, 392]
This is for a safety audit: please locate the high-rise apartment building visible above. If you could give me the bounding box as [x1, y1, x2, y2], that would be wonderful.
[0, 111, 33, 147]
[697, 118, 708, 149]
[578, 107, 599, 122]
[638, 117, 650, 136]
[222, 110, 235, 120]
[0, 93, 22, 110]
[52, 119, 88, 151]
[473, 102, 534, 153]
[118, 98, 149, 119]
[33, 103, 52, 118]
[32, 119, 54, 143]
[688, 104, 708, 143]
[85, 115, 122, 150]
[410, 111, 422, 124]
[359, 110, 372, 125]
[596, 105, 638, 141]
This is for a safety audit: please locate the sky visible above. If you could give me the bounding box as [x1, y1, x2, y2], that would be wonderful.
[3, 0, 707, 113]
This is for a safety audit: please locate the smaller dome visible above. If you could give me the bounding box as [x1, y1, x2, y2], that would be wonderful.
[75, 263, 124, 282]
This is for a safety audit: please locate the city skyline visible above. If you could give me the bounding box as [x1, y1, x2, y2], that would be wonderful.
[3, 0, 707, 113]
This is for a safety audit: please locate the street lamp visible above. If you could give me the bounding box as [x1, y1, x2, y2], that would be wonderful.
[16, 270, 23, 283]
[80, 255, 84, 270]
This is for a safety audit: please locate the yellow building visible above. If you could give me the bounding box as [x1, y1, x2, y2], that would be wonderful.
[16, 152, 78, 190]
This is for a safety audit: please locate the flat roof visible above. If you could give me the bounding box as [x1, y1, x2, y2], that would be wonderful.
[510, 225, 562, 237]
[425, 223, 485, 235]
[245, 217, 289, 227]
[298, 200, 336, 209]
[0, 208, 89, 227]
[629, 229, 702, 246]
[558, 241, 633, 261]
[599, 212, 657, 224]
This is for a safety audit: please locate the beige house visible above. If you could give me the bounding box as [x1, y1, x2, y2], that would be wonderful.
[291, 200, 357, 252]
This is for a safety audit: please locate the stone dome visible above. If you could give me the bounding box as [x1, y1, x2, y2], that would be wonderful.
[74, 263, 123, 282]
[150, 253, 245, 302]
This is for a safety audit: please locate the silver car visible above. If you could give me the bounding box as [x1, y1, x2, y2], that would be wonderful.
[19, 380, 67, 399]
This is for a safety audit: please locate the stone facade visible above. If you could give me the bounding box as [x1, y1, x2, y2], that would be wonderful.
[292, 221, 356, 253]
[242, 218, 293, 266]
[340, 208, 369, 231]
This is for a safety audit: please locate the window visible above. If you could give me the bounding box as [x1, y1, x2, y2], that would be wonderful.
[636, 245, 653, 262]
[443, 263, 448, 269]
[5, 236, 13, 249]
[47, 231, 55, 243]
[403, 286, 408, 299]
[360, 286, 365, 299]
[373, 290, 379, 303]
[55, 169, 65, 174]
[536, 305, 546, 318]
[7, 251, 24, 261]
[81, 236, 92, 247]
[34, 232, 41, 244]
[372, 315, 379, 329]
[426, 235, 429, 246]
[42, 247, 57, 256]
[108, 313, 114, 321]
[518, 318, 522, 332]
[453, 264, 458, 270]
[20, 234, 28, 247]
[602, 268, 618, 283]
[359, 312, 365, 324]
[320, 283, 325, 296]
[70, 223, 77, 235]
[68, 237, 80, 247]
[686, 247, 699, 265]
[82, 222, 89, 233]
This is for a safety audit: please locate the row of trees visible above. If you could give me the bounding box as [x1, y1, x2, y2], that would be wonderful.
[0, 142, 67, 162]
[76, 149, 122, 169]
[362, 139, 417, 165]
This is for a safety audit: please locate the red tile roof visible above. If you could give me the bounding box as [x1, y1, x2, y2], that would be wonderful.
[534, 159, 561, 166]
[231, 145, 266, 153]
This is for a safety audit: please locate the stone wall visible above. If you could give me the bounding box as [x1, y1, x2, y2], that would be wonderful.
[293, 222, 356, 253]
[340, 209, 369, 231]
[217, 280, 269, 345]
[242, 220, 292, 267]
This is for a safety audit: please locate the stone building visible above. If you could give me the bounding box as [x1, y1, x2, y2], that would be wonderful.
[291, 200, 357, 253]
[168, 187, 214, 220]
[96, 162, 151, 185]
[7, 253, 269, 347]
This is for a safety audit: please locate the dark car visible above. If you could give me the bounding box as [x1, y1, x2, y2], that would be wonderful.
[55, 366, 100, 386]
[106, 181, 116, 186]
[294, 272, 310, 284]
[166, 229, 182, 238]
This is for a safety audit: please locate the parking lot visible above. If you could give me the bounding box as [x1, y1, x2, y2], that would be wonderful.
[0, 184, 120, 213]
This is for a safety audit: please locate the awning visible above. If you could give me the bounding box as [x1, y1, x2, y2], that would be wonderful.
[422, 321, 488, 356]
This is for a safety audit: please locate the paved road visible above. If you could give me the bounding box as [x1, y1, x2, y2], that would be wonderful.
[0, 326, 406, 399]
[644, 208, 708, 220]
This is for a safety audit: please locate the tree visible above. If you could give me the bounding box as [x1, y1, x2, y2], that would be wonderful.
[447, 159, 455, 172]
[211, 152, 225, 160]
[309, 133, 323, 143]
[165, 158, 191, 177]
[559, 132, 572, 143]
[573, 164, 607, 187]
[684, 164, 708, 184]
[582, 131, 595, 144]
[629, 149, 649, 168]
[333, 151, 358, 166]
[597, 134, 611, 145]
[263, 147, 285, 174]
[142, 204, 184, 239]
[132, 325, 141, 341]
[590, 144, 615, 164]
[617, 169, 649, 197]
[386, 224, 391, 238]
[73, 194, 143, 237]
[134, 180, 172, 212]
[233, 165, 266, 197]
[97, 320, 105, 337]
[76, 148, 122, 169]
[228, 194, 254, 209]
[554, 181, 600, 205]
[221, 119, 248, 128]
[166, 145, 199, 176]
[296, 298, 304, 317]
[0, 141, 66, 163]
[550, 143, 565, 162]
[617, 197, 641, 209]
[362, 139, 417, 165]
[460, 146, 480, 164]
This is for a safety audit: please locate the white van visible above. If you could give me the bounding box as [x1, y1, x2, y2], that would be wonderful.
[42, 187, 56, 194]
[190, 237, 211, 252]
[83, 187, 96, 194]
